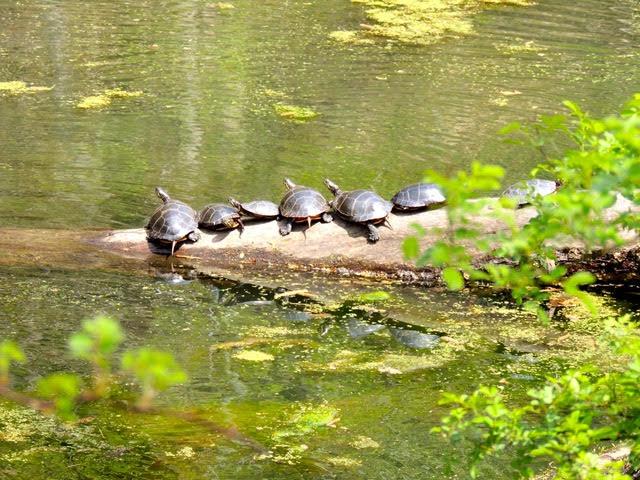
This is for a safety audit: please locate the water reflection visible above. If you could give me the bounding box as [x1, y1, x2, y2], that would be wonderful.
[0, 0, 638, 229]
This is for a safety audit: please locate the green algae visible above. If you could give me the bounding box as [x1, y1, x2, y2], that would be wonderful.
[350, 435, 380, 449]
[330, 0, 534, 46]
[210, 2, 235, 9]
[0, 402, 159, 478]
[326, 456, 362, 467]
[271, 403, 340, 440]
[0, 81, 53, 95]
[274, 103, 319, 122]
[495, 39, 548, 54]
[328, 30, 375, 45]
[232, 349, 275, 362]
[76, 88, 143, 110]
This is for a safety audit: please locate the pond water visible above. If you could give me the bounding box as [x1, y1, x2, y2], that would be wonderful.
[1, 0, 639, 478]
[1, 0, 639, 229]
[2, 264, 635, 479]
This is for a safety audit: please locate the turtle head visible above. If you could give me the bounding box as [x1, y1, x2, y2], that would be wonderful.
[155, 187, 171, 203]
[228, 197, 242, 210]
[324, 178, 341, 196]
[283, 178, 296, 190]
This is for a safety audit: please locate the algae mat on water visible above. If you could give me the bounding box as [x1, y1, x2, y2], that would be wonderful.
[330, 0, 533, 45]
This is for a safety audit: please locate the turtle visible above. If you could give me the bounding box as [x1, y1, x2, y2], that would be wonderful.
[391, 183, 446, 212]
[323, 178, 393, 243]
[228, 197, 279, 222]
[501, 179, 558, 207]
[388, 327, 440, 349]
[278, 178, 333, 236]
[145, 187, 200, 256]
[198, 203, 244, 232]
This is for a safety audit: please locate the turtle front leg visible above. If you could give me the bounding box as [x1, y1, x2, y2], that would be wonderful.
[321, 212, 333, 223]
[366, 223, 380, 243]
[279, 219, 293, 236]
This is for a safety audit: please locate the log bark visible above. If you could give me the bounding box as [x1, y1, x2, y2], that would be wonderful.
[91, 194, 639, 285]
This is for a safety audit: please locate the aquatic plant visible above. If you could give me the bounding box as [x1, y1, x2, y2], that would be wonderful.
[330, 0, 534, 46]
[0, 316, 184, 416]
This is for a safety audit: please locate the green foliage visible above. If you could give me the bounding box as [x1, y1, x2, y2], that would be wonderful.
[1, 316, 184, 418]
[434, 317, 640, 479]
[406, 95, 640, 318]
[0, 340, 25, 387]
[422, 95, 640, 478]
[37, 373, 82, 420]
[69, 315, 123, 395]
[69, 315, 123, 368]
[121, 348, 186, 410]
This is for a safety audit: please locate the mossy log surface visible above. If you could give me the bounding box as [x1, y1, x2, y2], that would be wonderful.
[91, 194, 640, 285]
[1, 195, 636, 285]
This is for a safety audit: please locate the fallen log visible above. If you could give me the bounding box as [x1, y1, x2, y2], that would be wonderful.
[1, 195, 636, 285]
[93, 194, 640, 285]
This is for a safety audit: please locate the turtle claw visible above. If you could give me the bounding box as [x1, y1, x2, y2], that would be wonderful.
[366, 224, 380, 243]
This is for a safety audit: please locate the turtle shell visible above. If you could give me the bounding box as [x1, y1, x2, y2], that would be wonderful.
[279, 186, 330, 220]
[241, 200, 279, 218]
[199, 203, 241, 229]
[391, 183, 445, 211]
[333, 190, 393, 223]
[146, 200, 199, 242]
[501, 179, 557, 206]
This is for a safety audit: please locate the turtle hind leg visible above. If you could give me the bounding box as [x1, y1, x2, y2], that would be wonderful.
[366, 223, 380, 243]
[279, 219, 293, 236]
[321, 212, 333, 223]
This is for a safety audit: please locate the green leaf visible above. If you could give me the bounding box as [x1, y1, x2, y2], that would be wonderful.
[402, 236, 420, 260]
[442, 267, 464, 291]
[0, 340, 25, 385]
[37, 373, 81, 420]
[498, 122, 522, 135]
[69, 316, 123, 369]
[122, 348, 187, 408]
